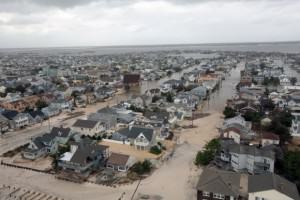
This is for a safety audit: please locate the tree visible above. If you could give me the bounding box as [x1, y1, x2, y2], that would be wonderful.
[195, 150, 214, 166]
[71, 90, 80, 107]
[131, 160, 152, 175]
[166, 92, 174, 103]
[152, 95, 160, 103]
[223, 106, 237, 119]
[15, 85, 26, 93]
[242, 111, 262, 123]
[205, 138, 220, 152]
[283, 151, 300, 181]
[35, 99, 48, 110]
[149, 145, 161, 155]
[264, 88, 270, 96]
[270, 121, 291, 144]
[291, 77, 298, 86]
[195, 139, 220, 166]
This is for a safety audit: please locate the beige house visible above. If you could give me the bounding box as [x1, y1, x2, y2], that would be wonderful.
[72, 119, 105, 136]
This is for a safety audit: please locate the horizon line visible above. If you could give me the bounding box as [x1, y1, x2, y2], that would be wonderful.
[0, 40, 300, 51]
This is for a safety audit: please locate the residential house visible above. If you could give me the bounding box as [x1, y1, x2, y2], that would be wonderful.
[145, 88, 161, 97]
[248, 174, 300, 200]
[58, 139, 109, 175]
[223, 115, 252, 130]
[279, 75, 291, 86]
[112, 126, 155, 150]
[88, 112, 117, 131]
[260, 132, 280, 147]
[41, 106, 60, 118]
[174, 92, 200, 110]
[196, 167, 300, 200]
[0, 99, 27, 112]
[106, 153, 136, 172]
[129, 94, 152, 109]
[72, 119, 105, 136]
[0, 114, 9, 133]
[26, 110, 45, 125]
[190, 86, 207, 100]
[123, 74, 140, 87]
[50, 99, 72, 111]
[2, 110, 29, 129]
[286, 93, 300, 112]
[23, 127, 72, 160]
[160, 79, 187, 93]
[196, 167, 248, 200]
[227, 144, 275, 174]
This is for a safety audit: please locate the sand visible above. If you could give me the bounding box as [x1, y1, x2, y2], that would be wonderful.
[0, 111, 222, 200]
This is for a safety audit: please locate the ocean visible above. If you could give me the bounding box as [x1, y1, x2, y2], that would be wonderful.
[0, 41, 300, 55]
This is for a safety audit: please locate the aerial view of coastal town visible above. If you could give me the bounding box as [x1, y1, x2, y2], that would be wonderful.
[1, 0, 300, 200]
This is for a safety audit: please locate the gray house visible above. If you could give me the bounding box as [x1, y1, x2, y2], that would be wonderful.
[218, 142, 275, 175]
[88, 112, 117, 131]
[23, 127, 72, 160]
[0, 114, 9, 133]
[112, 126, 155, 150]
[58, 139, 109, 175]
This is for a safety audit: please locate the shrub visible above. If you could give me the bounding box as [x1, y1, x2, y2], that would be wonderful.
[131, 160, 152, 175]
[150, 145, 162, 155]
[223, 106, 237, 119]
[195, 150, 214, 166]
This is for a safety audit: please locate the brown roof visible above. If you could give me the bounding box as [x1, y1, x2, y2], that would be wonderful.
[123, 74, 140, 84]
[262, 132, 280, 141]
[107, 153, 129, 166]
[223, 127, 242, 134]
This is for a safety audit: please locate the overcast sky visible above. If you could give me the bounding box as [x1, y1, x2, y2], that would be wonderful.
[0, 0, 299, 48]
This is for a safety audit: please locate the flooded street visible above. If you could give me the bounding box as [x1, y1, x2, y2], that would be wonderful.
[203, 64, 243, 112]
[121, 62, 243, 113]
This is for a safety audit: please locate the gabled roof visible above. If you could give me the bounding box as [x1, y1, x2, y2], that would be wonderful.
[50, 127, 71, 137]
[248, 174, 300, 200]
[117, 126, 154, 141]
[27, 110, 45, 118]
[261, 132, 280, 141]
[70, 142, 108, 165]
[2, 110, 19, 120]
[107, 153, 130, 166]
[123, 74, 140, 84]
[197, 168, 246, 197]
[73, 119, 99, 129]
[228, 144, 275, 159]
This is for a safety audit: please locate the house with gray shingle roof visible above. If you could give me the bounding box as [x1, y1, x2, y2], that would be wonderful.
[220, 143, 275, 175]
[248, 173, 300, 200]
[196, 167, 300, 200]
[23, 127, 72, 160]
[196, 167, 248, 200]
[112, 126, 155, 150]
[72, 119, 104, 136]
[58, 139, 109, 175]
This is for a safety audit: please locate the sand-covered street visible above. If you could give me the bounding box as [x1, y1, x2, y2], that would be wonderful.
[0, 111, 222, 200]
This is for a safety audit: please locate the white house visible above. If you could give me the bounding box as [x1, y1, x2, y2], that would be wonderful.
[228, 144, 275, 174]
[106, 153, 136, 172]
[248, 174, 300, 200]
[261, 132, 280, 147]
[112, 126, 155, 150]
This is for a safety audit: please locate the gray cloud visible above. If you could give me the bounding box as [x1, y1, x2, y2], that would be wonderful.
[0, 0, 291, 10]
[0, 0, 299, 48]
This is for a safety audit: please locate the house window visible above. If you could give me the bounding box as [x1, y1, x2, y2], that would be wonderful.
[202, 191, 210, 197]
[213, 193, 225, 199]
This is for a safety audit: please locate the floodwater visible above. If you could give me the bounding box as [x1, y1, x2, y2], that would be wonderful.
[203, 64, 242, 112]
[123, 61, 242, 113]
